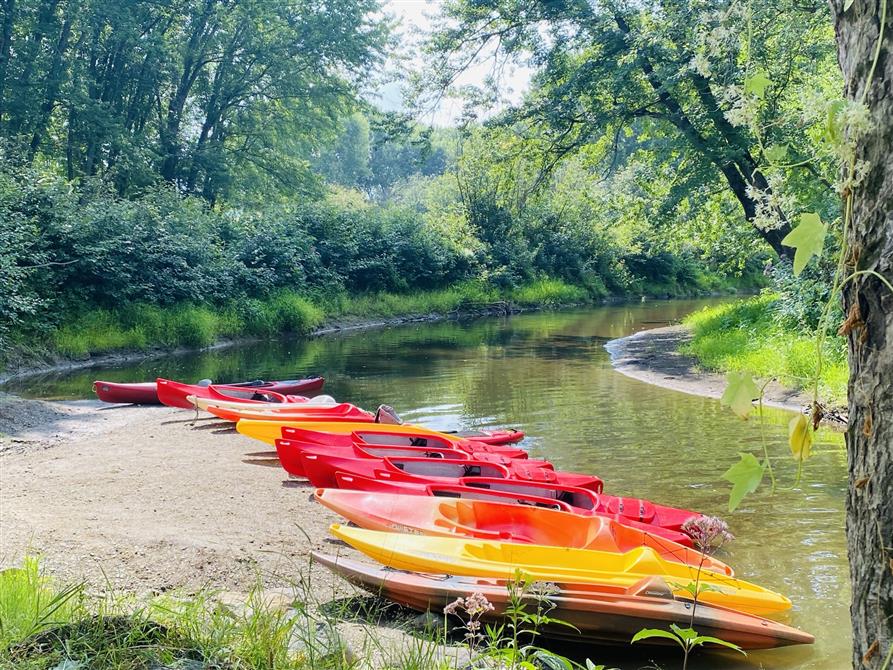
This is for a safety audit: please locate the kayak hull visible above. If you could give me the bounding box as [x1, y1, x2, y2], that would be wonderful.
[237, 421, 530, 459]
[329, 474, 694, 546]
[275, 439, 471, 478]
[92, 381, 159, 404]
[204, 403, 373, 423]
[312, 553, 813, 650]
[296, 448, 603, 492]
[443, 428, 525, 445]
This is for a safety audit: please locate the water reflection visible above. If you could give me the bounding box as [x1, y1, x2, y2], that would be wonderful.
[3, 298, 849, 669]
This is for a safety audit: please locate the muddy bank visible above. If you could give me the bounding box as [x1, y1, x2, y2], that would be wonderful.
[605, 325, 818, 415]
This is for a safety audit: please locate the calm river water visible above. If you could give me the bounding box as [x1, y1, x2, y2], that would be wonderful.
[5, 298, 848, 669]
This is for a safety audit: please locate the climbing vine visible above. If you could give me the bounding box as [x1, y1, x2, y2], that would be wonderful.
[716, 0, 891, 510]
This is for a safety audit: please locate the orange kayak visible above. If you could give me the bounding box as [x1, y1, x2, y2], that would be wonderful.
[314, 489, 732, 575]
[204, 403, 374, 423]
[313, 553, 814, 650]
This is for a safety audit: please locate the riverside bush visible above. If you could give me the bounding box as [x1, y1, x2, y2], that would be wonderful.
[0, 158, 743, 363]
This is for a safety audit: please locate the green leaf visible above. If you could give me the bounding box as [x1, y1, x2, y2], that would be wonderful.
[720, 371, 760, 419]
[825, 100, 847, 143]
[781, 212, 826, 276]
[631, 628, 683, 646]
[765, 144, 788, 163]
[843, 0, 855, 11]
[669, 624, 698, 642]
[722, 453, 766, 512]
[691, 635, 747, 654]
[744, 70, 772, 98]
[788, 414, 813, 461]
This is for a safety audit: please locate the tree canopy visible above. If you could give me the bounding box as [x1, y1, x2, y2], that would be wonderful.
[0, 0, 389, 202]
[424, 0, 841, 258]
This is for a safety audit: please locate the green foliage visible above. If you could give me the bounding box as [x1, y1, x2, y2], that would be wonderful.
[720, 372, 760, 419]
[722, 453, 767, 512]
[0, 557, 84, 651]
[510, 279, 590, 307]
[0, 0, 389, 204]
[683, 296, 847, 403]
[427, 0, 841, 260]
[632, 624, 745, 655]
[0, 556, 354, 670]
[1, 150, 746, 366]
[782, 213, 828, 276]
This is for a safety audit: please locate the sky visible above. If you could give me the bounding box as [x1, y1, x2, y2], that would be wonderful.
[376, 0, 533, 126]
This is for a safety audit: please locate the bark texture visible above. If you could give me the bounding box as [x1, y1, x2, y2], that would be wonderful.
[831, 0, 893, 665]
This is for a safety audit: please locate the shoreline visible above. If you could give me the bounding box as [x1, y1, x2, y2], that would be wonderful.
[0, 301, 561, 385]
[8, 288, 734, 384]
[605, 325, 847, 426]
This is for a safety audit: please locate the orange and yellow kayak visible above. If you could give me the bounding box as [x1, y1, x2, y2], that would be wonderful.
[330, 524, 792, 617]
[315, 489, 733, 575]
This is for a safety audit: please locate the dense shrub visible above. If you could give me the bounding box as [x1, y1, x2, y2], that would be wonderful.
[767, 258, 841, 332]
[0, 157, 742, 363]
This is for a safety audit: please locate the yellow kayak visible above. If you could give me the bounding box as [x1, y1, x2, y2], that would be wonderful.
[237, 419, 470, 446]
[330, 524, 791, 617]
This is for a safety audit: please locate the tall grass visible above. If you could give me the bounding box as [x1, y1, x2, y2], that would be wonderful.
[45, 278, 594, 360]
[509, 278, 589, 307]
[0, 556, 607, 670]
[682, 295, 848, 404]
[0, 556, 374, 670]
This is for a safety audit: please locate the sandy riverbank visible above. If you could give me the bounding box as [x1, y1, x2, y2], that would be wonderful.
[1, 395, 462, 661]
[0, 395, 405, 645]
[1, 399, 347, 592]
[605, 325, 847, 422]
[605, 325, 811, 411]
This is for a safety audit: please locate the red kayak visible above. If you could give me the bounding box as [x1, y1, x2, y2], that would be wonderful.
[274, 438, 537, 479]
[293, 445, 603, 491]
[438, 428, 524, 445]
[275, 439, 475, 478]
[281, 426, 529, 460]
[156, 377, 324, 409]
[92, 381, 160, 404]
[331, 472, 698, 545]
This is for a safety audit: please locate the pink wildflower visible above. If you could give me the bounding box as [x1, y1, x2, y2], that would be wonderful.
[443, 597, 464, 616]
[682, 515, 735, 554]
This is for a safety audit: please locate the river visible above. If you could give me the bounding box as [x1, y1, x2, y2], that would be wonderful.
[3, 298, 848, 669]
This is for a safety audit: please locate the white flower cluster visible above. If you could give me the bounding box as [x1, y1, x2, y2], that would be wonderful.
[745, 173, 796, 232]
[721, 84, 759, 128]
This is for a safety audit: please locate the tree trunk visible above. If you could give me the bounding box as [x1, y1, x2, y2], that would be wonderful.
[159, 0, 216, 183]
[28, 14, 72, 159]
[831, 0, 893, 665]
